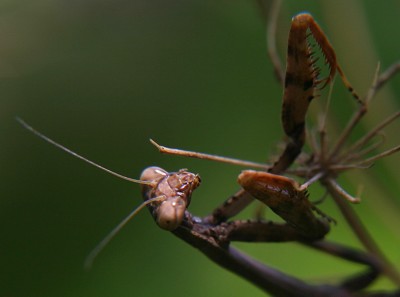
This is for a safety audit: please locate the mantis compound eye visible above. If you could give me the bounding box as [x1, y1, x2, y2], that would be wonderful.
[140, 166, 167, 184]
[156, 196, 186, 230]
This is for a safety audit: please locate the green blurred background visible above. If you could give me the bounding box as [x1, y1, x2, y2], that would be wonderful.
[2, 0, 400, 296]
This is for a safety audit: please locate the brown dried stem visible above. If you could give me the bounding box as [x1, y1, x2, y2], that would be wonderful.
[343, 111, 400, 159]
[266, 0, 284, 84]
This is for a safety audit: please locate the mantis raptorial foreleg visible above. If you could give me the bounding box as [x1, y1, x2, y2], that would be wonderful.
[274, 13, 361, 174]
[238, 170, 331, 239]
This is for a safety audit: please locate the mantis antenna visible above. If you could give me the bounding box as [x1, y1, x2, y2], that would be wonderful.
[16, 117, 155, 186]
[84, 195, 166, 270]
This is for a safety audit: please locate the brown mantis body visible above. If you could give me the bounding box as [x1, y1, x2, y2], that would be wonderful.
[17, 7, 400, 297]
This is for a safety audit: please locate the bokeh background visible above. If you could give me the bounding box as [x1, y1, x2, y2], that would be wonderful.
[2, 1, 400, 296]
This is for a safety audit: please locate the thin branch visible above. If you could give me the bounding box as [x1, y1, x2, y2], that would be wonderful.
[300, 172, 324, 190]
[329, 164, 372, 172]
[266, 0, 284, 84]
[322, 178, 400, 286]
[325, 178, 361, 203]
[341, 133, 386, 164]
[364, 62, 382, 105]
[355, 144, 400, 167]
[318, 80, 335, 163]
[374, 61, 400, 91]
[343, 111, 400, 159]
[327, 103, 367, 162]
[305, 240, 381, 290]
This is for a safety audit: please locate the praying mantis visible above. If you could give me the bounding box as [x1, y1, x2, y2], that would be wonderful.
[17, 6, 400, 297]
